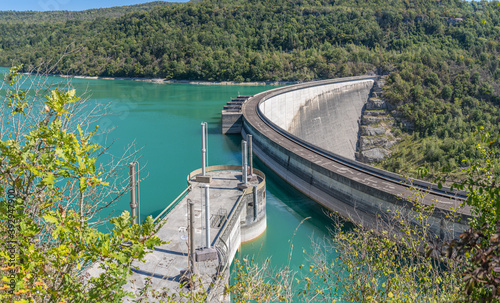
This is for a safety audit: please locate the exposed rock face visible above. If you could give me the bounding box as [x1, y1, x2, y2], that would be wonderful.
[359, 148, 390, 163]
[359, 136, 396, 150]
[365, 98, 387, 110]
[360, 125, 387, 136]
[356, 78, 399, 164]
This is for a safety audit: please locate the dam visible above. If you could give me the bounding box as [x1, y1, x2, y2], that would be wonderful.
[223, 76, 472, 239]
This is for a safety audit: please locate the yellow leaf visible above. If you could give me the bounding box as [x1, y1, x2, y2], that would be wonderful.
[388, 292, 394, 298]
[14, 289, 28, 295]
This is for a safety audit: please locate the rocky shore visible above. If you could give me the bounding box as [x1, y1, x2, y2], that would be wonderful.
[21, 72, 298, 86]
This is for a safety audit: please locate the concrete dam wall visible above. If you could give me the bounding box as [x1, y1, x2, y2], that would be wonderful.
[241, 76, 471, 239]
[259, 80, 373, 160]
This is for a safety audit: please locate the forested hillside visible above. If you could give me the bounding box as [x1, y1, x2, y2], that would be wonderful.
[1, 0, 499, 179]
[0, 1, 170, 23]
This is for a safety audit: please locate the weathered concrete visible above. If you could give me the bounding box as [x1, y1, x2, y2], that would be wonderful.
[121, 166, 266, 302]
[221, 111, 243, 134]
[241, 76, 471, 239]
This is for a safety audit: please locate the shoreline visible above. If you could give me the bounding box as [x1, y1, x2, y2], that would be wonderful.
[20, 72, 299, 86]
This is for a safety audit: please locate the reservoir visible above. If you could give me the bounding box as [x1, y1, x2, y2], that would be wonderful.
[0, 68, 334, 295]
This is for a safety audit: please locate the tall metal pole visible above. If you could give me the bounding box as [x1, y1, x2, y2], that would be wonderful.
[201, 122, 206, 176]
[136, 161, 140, 225]
[204, 184, 211, 248]
[242, 140, 248, 185]
[129, 162, 137, 225]
[253, 185, 258, 221]
[188, 199, 195, 276]
[247, 134, 253, 176]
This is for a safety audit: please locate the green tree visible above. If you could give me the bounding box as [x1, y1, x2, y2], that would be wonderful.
[0, 66, 164, 302]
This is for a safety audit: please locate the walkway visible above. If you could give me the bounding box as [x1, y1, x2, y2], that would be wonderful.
[123, 167, 263, 302]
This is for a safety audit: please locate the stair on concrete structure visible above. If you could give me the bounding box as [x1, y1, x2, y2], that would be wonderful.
[221, 95, 253, 134]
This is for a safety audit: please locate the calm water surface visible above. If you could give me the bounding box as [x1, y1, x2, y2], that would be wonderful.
[1, 68, 337, 296]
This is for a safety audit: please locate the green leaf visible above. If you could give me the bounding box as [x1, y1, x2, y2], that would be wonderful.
[59, 169, 70, 177]
[77, 156, 86, 171]
[79, 177, 87, 192]
[416, 167, 428, 179]
[54, 148, 67, 161]
[114, 252, 129, 264]
[42, 173, 55, 186]
[43, 214, 58, 224]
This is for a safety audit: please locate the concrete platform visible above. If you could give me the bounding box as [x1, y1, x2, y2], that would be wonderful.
[123, 166, 266, 302]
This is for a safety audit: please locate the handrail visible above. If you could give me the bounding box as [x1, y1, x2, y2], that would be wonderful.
[187, 165, 262, 301]
[206, 186, 254, 301]
[218, 186, 252, 242]
[187, 164, 266, 192]
[154, 165, 265, 225]
[152, 185, 192, 224]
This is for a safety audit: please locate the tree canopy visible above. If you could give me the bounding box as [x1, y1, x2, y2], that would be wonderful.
[0, 0, 499, 178]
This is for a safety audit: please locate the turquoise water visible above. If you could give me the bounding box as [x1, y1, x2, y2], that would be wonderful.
[1, 68, 336, 297]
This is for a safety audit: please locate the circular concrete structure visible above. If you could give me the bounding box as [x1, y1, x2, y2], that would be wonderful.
[242, 76, 471, 239]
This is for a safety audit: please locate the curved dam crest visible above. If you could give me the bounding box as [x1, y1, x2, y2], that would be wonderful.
[259, 79, 373, 160]
[241, 76, 471, 239]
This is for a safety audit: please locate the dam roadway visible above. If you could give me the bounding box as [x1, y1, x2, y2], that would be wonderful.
[240, 76, 471, 238]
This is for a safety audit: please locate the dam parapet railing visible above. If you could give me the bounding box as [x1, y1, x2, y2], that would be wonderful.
[241, 76, 471, 239]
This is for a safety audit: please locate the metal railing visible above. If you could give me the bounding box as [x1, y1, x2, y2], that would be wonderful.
[154, 165, 266, 226]
[152, 185, 192, 224]
[200, 165, 265, 301]
[206, 186, 255, 302]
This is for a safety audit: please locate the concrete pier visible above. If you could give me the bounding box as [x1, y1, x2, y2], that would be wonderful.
[123, 165, 266, 302]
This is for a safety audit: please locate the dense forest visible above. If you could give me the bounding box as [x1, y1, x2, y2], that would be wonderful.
[0, 1, 170, 23]
[0, 0, 499, 179]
